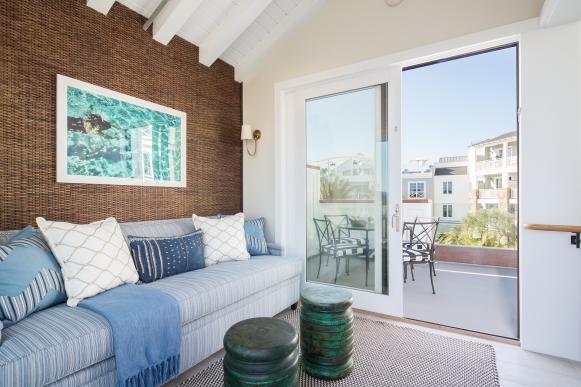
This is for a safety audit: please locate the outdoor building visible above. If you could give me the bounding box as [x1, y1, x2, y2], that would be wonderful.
[402, 168, 433, 222]
[432, 156, 470, 231]
[310, 155, 375, 200]
[468, 131, 518, 213]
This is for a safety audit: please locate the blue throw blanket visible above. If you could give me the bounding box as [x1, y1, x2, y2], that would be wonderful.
[80, 284, 181, 387]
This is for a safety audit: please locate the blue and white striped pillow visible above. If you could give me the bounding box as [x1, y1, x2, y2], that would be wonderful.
[0, 230, 66, 327]
[244, 217, 270, 256]
[128, 231, 205, 283]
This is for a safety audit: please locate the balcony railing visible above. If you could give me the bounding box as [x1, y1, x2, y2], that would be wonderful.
[476, 159, 503, 170]
[478, 189, 499, 199]
[476, 156, 517, 170]
[477, 188, 518, 200]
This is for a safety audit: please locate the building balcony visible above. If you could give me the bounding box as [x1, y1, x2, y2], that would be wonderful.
[478, 188, 499, 199]
[475, 156, 517, 171]
[476, 188, 517, 201]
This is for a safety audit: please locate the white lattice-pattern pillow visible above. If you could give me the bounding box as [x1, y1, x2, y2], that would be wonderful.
[36, 217, 138, 307]
[192, 213, 250, 266]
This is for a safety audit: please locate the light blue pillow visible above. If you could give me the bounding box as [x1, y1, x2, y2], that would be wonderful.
[6, 225, 34, 244]
[244, 218, 270, 256]
[0, 229, 66, 326]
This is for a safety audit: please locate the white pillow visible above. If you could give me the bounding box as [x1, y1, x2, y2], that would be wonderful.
[192, 213, 250, 266]
[36, 217, 138, 307]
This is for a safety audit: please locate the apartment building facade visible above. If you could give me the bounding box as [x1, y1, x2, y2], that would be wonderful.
[468, 131, 518, 213]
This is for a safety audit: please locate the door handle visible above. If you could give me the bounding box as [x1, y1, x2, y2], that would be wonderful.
[391, 204, 400, 232]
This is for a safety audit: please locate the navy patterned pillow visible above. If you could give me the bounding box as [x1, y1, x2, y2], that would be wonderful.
[128, 231, 205, 283]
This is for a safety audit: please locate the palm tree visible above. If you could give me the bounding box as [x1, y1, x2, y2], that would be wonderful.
[320, 174, 354, 200]
[437, 209, 517, 248]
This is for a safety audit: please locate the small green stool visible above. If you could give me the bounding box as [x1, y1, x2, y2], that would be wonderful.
[300, 287, 354, 379]
[223, 317, 299, 387]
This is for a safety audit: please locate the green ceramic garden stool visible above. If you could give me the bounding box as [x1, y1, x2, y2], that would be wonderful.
[223, 317, 299, 387]
[300, 287, 354, 379]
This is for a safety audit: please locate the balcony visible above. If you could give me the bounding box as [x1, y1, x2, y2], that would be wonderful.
[476, 156, 517, 171]
[478, 188, 499, 199]
[476, 188, 517, 201]
[476, 159, 503, 170]
[306, 244, 518, 338]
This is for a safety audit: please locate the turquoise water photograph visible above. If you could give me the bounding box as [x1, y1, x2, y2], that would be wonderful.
[56, 75, 186, 187]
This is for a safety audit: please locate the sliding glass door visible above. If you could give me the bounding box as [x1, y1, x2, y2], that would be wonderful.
[295, 68, 403, 315]
[305, 85, 389, 293]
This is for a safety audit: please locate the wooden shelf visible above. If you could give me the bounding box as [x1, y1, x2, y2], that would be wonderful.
[524, 224, 581, 233]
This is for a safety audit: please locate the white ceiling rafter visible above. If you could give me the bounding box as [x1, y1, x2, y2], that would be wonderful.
[198, 0, 274, 67]
[152, 0, 204, 45]
[87, 0, 117, 15]
[233, 0, 326, 81]
[102, 0, 325, 80]
[539, 0, 581, 28]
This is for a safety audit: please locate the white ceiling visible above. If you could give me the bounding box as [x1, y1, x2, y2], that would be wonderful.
[103, 0, 325, 81]
[540, 0, 581, 28]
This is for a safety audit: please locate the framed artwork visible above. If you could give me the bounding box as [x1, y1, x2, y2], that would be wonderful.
[56, 75, 186, 187]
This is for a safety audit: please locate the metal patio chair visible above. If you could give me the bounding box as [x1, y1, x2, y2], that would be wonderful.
[402, 217, 440, 294]
[313, 218, 366, 284]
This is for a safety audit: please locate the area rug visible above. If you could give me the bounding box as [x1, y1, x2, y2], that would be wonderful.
[179, 309, 500, 387]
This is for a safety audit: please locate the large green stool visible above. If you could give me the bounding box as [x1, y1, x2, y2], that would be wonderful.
[223, 317, 299, 387]
[300, 287, 354, 379]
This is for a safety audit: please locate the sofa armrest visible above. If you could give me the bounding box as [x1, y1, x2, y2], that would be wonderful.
[267, 242, 282, 256]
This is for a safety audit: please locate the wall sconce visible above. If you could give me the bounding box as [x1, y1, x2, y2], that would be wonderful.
[241, 124, 261, 156]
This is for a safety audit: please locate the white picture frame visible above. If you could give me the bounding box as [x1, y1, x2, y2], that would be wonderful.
[56, 74, 187, 187]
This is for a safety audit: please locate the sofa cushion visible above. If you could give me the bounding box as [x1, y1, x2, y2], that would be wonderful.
[128, 231, 205, 283]
[244, 217, 270, 256]
[144, 255, 302, 326]
[36, 217, 139, 307]
[120, 218, 196, 241]
[0, 304, 113, 387]
[192, 213, 250, 266]
[0, 231, 66, 326]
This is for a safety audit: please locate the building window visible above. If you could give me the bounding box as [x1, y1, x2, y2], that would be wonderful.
[443, 204, 453, 218]
[408, 182, 426, 198]
[443, 181, 453, 194]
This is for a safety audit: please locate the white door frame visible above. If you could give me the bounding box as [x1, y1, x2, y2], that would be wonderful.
[273, 19, 534, 317]
[282, 67, 404, 316]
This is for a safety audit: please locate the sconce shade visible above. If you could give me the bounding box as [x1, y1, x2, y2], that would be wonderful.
[241, 124, 253, 140]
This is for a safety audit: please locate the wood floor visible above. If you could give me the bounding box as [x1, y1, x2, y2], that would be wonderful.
[165, 308, 581, 387]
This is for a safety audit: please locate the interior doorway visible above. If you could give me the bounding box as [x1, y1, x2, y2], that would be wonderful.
[401, 45, 519, 339]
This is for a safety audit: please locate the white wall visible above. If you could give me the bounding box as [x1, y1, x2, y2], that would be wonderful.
[520, 21, 581, 361]
[402, 202, 433, 223]
[243, 0, 543, 241]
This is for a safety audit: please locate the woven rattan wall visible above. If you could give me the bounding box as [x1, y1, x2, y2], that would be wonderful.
[0, 0, 242, 230]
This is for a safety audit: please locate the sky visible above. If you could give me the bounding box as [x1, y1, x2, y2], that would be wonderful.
[306, 87, 376, 163]
[306, 46, 517, 169]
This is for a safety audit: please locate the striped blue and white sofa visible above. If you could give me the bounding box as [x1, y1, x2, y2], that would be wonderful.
[0, 218, 302, 387]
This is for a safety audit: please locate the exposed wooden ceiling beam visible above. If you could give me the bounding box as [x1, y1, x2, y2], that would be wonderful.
[152, 0, 204, 45]
[235, 0, 325, 81]
[540, 0, 581, 28]
[199, 0, 273, 68]
[87, 0, 116, 15]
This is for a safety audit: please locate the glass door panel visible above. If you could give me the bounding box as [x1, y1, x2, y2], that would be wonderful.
[305, 85, 388, 294]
